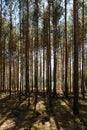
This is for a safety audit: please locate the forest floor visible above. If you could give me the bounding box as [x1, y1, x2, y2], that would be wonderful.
[0, 92, 87, 130]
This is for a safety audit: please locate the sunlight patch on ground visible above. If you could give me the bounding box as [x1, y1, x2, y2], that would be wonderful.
[0, 118, 15, 130]
[80, 110, 87, 115]
[0, 94, 87, 130]
[0, 112, 11, 125]
[50, 116, 58, 130]
[31, 101, 58, 130]
[0, 93, 9, 100]
[60, 101, 66, 106]
[60, 100, 72, 113]
[80, 100, 87, 106]
[36, 101, 46, 114]
[20, 100, 27, 107]
[32, 121, 51, 130]
[0, 116, 7, 125]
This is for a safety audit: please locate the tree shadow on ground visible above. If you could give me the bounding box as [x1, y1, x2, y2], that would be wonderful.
[0, 93, 87, 130]
[44, 94, 87, 130]
[0, 93, 36, 130]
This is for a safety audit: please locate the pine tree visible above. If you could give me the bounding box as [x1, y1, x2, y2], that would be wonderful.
[73, 0, 79, 115]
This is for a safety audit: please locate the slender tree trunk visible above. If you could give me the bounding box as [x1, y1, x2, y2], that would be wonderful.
[2, 36, 5, 92]
[31, 49, 34, 92]
[42, 6, 46, 94]
[70, 47, 72, 93]
[9, 5, 13, 96]
[40, 50, 42, 92]
[0, 0, 2, 92]
[13, 60, 16, 92]
[81, 0, 85, 99]
[48, 0, 51, 105]
[65, 0, 68, 99]
[25, 0, 30, 107]
[43, 48, 45, 93]
[34, 0, 38, 106]
[62, 38, 65, 92]
[73, 0, 79, 115]
[52, 2, 57, 96]
[19, 0, 22, 98]
[17, 49, 19, 93]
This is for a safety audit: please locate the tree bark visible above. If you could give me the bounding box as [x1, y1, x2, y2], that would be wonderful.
[65, 0, 68, 99]
[81, 0, 85, 99]
[73, 0, 79, 115]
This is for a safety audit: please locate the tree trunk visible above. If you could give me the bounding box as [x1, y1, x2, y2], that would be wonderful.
[73, 0, 79, 115]
[52, 2, 57, 96]
[34, 0, 38, 106]
[65, 0, 68, 99]
[0, 0, 2, 92]
[25, 0, 30, 107]
[81, 0, 85, 99]
[9, 5, 13, 96]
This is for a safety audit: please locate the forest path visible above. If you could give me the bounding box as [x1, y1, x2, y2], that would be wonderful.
[0, 93, 87, 130]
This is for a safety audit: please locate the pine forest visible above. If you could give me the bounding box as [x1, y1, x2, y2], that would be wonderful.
[0, 0, 87, 129]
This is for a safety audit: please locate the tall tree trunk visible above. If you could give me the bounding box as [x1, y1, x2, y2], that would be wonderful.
[73, 0, 79, 115]
[18, 0, 22, 99]
[81, 0, 85, 99]
[65, 0, 68, 99]
[48, 0, 51, 106]
[0, 0, 2, 92]
[70, 46, 72, 93]
[2, 33, 5, 92]
[34, 0, 38, 106]
[42, 5, 46, 94]
[31, 32, 34, 92]
[17, 48, 19, 93]
[25, 0, 30, 106]
[62, 38, 65, 92]
[43, 47, 45, 93]
[40, 50, 42, 92]
[9, 4, 13, 96]
[52, 1, 57, 96]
